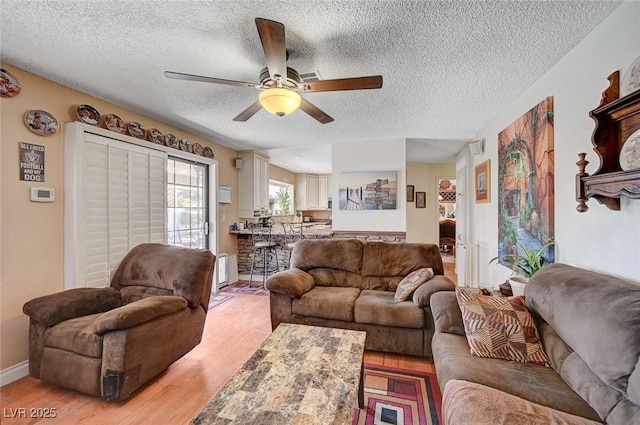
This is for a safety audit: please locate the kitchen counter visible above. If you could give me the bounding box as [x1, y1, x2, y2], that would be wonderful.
[230, 225, 406, 275]
[229, 223, 333, 237]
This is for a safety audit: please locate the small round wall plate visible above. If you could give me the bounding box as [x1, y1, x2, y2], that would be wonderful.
[179, 138, 192, 153]
[620, 128, 640, 171]
[126, 121, 146, 139]
[103, 113, 126, 133]
[165, 133, 178, 148]
[203, 146, 214, 158]
[621, 55, 640, 96]
[75, 104, 101, 126]
[0, 68, 21, 97]
[192, 142, 203, 155]
[24, 110, 58, 136]
[147, 128, 164, 144]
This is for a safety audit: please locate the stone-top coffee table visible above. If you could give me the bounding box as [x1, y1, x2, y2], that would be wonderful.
[191, 323, 367, 424]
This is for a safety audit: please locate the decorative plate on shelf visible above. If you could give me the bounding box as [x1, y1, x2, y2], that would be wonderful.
[24, 110, 58, 136]
[620, 128, 640, 171]
[126, 122, 146, 139]
[165, 134, 178, 148]
[103, 113, 125, 133]
[192, 142, 203, 156]
[179, 138, 192, 153]
[0, 68, 21, 97]
[147, 128, 164, 144]
[75, 104, 101, 126]
[203, 146, 214, 158]
[621, 55, 640, 96]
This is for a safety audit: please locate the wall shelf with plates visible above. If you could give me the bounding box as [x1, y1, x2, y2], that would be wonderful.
[576, 71, 640, 212]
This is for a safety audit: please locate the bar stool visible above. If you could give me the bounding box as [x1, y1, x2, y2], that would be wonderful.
[248, 223, 279, 288]
[281, 222, 304, 270]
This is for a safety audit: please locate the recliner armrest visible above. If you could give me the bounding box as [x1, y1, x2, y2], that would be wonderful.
[92, 296, 188, 334]
[266, 268, 315, 298]
[23, 287, 122, 327]
[412, 275, 456, 308]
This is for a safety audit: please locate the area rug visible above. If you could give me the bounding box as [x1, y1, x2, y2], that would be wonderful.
[208, 294, 232, 310]
[220, 280, 269, 295]
[354, 364, 442, 425]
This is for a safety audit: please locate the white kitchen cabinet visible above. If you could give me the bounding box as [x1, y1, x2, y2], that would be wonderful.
[239, 152, 269, 217]
[296, 173, 331, 210]
[318, 175, 328, 209]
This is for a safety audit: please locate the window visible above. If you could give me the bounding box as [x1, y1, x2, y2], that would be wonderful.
[269, 180, 294, 215]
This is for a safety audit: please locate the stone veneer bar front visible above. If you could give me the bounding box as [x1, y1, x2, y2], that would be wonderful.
[232, 228, 406, 274]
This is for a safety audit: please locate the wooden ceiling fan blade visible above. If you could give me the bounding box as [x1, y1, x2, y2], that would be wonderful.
[232, 101, 263, 122]
[255, 18, 287, 80]
[164, 71, 258, 88]
[300, 75, 383, 93]
[299, 98, 334, 124]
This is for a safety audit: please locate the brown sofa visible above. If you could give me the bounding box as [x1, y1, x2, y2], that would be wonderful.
[265, 239, 456, 357]
[431, 263, 640, 424]
[23, 243, 216, 400]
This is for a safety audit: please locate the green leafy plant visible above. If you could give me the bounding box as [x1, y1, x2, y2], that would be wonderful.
[275, 188, 291, 212]
[490, 241, 555, 278]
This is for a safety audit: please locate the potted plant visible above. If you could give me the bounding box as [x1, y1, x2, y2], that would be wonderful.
[489, 241, 555, 296]
[276, 188, 291, 215]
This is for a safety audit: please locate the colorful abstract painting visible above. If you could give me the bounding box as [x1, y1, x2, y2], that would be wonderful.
[497, 97, 555, 265]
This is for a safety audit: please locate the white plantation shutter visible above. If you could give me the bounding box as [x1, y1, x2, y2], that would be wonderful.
[65, 126, 167, 288]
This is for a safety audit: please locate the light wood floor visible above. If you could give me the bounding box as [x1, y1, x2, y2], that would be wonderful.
[1, 262, 455, 425]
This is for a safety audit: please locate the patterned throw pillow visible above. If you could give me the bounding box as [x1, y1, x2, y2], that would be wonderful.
[455, 287, 550, 367]
[394, 268, 434, 302]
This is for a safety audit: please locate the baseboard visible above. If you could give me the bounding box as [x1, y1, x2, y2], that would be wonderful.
[0, 360, 29, 387]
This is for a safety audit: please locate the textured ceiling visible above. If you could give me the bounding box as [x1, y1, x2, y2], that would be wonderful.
[1, 1, 622, 174]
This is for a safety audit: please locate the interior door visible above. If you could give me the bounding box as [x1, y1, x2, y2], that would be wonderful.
[455, 166, 468, 280]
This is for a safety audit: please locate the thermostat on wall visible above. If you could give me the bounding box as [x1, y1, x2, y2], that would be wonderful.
[30, 187, 55, 202]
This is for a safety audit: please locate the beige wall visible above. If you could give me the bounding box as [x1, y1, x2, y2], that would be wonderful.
[0, 63, 240, 370]
[269, 164, 296, 186]
[406, 162, 456, 244]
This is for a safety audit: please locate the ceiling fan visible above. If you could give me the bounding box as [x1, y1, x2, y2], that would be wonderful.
[165, 18, 383, 124]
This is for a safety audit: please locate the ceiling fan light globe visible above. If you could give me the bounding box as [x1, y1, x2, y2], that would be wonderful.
[259, 88, 301, 117]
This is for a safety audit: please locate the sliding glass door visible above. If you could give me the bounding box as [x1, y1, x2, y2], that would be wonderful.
[167, 157, 209, 249]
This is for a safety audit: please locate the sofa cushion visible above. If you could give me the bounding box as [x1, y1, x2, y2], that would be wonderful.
[43, 313, 104, 358]
[443, 380, 603, 425]
[355, 290, 424, 328]
[432, 332, 601, 421]
[455, 288, 550, 366]
[527, 264, 640, 425]
[307, 269, 364, 288]
[291, 239, 364, 274]
[394, 267, 434, 301]
[110, 243, 215, 309]
[526, 263, 640, 403]
[361, 241, 444, 277]
[119, 285, 173, 304]
[292, 287, 360, 322]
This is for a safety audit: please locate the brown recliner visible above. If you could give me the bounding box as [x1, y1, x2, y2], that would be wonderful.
[23, 243, 215, 400]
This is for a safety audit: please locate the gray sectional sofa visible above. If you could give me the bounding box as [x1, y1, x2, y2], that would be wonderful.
[266, 238, 456, 357]
[431, 263, 640, 425]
